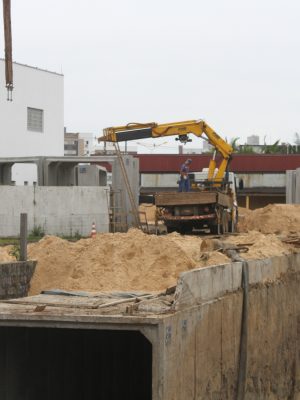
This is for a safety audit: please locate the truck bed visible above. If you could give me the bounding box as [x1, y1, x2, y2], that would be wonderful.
[155, 191, 217, 206]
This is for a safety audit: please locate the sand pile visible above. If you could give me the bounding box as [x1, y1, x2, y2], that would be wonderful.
[27, 229, 294, 294]
[0, 222, 296, 295]
[238, 204, 300, 234]
[28, 230, 204, 295]
[225, 231, 292, 260]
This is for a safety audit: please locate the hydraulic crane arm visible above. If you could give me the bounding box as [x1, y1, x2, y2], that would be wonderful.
[98, 119, 233, 182]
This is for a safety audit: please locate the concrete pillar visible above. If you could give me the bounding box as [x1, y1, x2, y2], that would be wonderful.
[112, 155, 139, 229]
[295, 168, 300, 204]
[36, 157, 45, 186]
[0, 163, 13, 184]
[286, 170, 296, 204]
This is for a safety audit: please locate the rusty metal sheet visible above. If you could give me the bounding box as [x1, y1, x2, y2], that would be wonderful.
[160, 213, 215, 221]
[137, 154, 300, 173]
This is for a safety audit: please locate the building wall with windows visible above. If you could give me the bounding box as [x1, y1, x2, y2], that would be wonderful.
[0, 60, 64, 158]
[79, 132, 96, 155]
[64, 133, 84, 156]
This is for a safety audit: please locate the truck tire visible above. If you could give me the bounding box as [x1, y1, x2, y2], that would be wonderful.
[210, 224, 219, 235]
[166, 226, 176, 234]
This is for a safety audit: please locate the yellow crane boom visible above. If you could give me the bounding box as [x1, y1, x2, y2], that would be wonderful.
[98, 119, 233, 183]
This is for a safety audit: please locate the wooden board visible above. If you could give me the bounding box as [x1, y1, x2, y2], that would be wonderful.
[217, 192, 233, 208]
[155, 191, 217, 206]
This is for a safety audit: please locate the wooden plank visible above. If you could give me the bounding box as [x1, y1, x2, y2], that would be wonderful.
[19, 213, 27, 261]
[155, 191, 217, 206]
[217, 192, 233, 208]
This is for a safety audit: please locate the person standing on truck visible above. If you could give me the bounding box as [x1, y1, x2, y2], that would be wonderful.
[178, 159, 192, 192]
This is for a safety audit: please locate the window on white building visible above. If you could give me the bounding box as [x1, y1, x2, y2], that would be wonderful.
[27, 107, 44, 132]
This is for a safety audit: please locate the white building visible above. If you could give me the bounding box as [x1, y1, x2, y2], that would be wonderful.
[247, 135, 260, 145]
[79, 132, 97, 155]
[0, 59, 64, 184]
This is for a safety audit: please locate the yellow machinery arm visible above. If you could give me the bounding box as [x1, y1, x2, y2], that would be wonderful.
[98, 119, 233, 183]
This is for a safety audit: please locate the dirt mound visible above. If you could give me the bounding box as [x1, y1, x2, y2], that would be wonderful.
[28, 230, 202, 295]
[225, 231, 292, 260]
[238, 204, 300, 234]
[0, 223, 295, 295]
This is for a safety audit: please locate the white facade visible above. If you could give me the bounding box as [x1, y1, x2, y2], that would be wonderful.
[0, 60, 64, 184]
[247, 135, 260, 145]
[78, 132, 97, 155]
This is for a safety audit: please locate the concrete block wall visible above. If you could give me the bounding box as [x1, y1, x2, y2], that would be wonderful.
[0, 261, 36, 299]
[0, 186, 109, 237]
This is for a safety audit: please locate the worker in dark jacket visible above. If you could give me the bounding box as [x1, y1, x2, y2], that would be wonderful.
[178, 159, 192, 192]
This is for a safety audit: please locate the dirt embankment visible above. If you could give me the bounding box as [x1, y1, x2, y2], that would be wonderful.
[0, 203, 298, 295]
[26, 232, 296, 294]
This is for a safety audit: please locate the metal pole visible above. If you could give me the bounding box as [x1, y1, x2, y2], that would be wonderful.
[19, 213, 27, 261]
[2, 0, 13, 100]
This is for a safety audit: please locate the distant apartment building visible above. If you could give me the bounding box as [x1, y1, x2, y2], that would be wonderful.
[64, 132, 96, 156]
[64, 132, 84, 156]
[0, 59, 64, 184]
[178, 145, 202, 154]
[79, 132, 96, 155]
[202, 140, 213, 152]
[247, 135, 260, 145]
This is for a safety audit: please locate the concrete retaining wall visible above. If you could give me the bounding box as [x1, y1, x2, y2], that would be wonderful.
[286, 168, 300, 203]
[158, 253, 300, 399]
[0, 261, 36, 299]
[0, 186, 110, 237]
[0, 253, 298, 398]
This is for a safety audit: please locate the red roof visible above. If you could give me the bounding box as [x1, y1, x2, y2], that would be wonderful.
[136, 154, 300, 173]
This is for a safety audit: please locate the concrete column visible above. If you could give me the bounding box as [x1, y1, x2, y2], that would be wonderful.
[286, 170, 296, 204]
[295, 168, 300, 204]
[0, 163, 13, 184]
[112, 155, 139, 229]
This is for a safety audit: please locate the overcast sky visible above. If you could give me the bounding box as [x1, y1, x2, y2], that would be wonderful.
[2, 0, 300, 151]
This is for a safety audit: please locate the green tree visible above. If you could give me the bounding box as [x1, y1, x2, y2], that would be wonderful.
[230, 137, 240, 152]
[238, 145, 255, 154]
[263, 140, 281, 154]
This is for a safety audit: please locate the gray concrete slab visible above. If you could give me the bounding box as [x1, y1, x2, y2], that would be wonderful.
[0, 186, 110, 236]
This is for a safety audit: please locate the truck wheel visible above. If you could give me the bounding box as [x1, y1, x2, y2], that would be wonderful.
[228, 221, 235, 233]
[166, 226, 176, 234]
[178, 226, 193, 235]
[210, 225, 218, 235]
